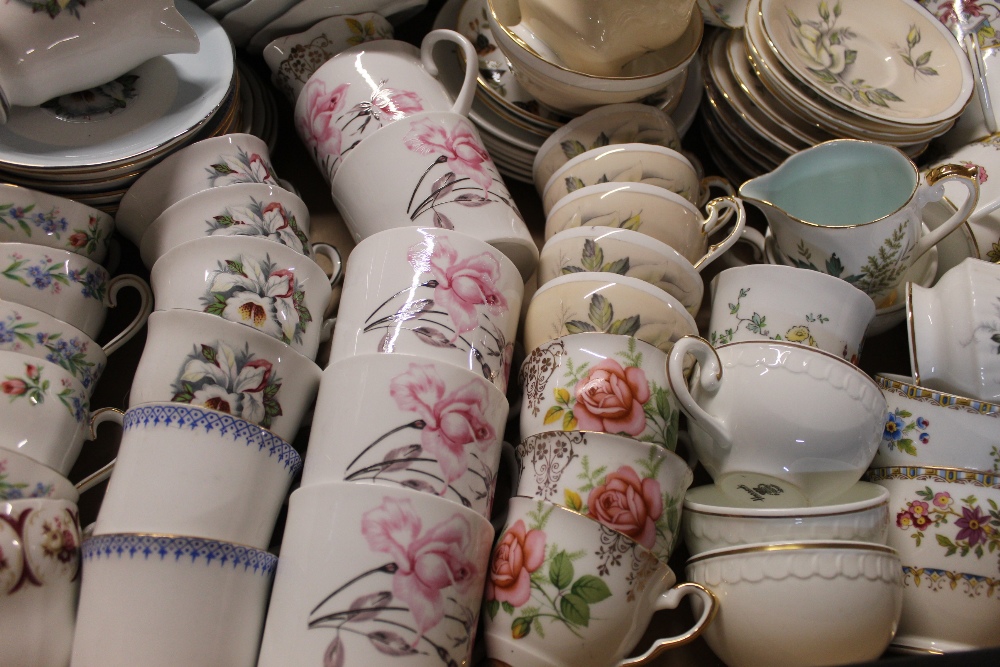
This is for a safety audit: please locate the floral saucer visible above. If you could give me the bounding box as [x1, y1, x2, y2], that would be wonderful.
[760, 0, 972, 125]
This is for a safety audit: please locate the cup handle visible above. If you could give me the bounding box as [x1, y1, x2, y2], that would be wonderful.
[667, 335, 732, 450]
[617, 582, 719, 666]
[966, 34, 998, 135]
[422, 29, 479, 117]
[692, 196, 747, 271]
[915, 163, 981, 262]
[101, 274, 153, 357]
[311, 242, 344, 287]
[74, 406, 124, 494]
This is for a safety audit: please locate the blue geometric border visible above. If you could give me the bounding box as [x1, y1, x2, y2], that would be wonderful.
[123, 403, 302, 475]
[82, 533, 278, 577]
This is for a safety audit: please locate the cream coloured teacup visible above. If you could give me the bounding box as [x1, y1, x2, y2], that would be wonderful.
[0, 184, 114, 264]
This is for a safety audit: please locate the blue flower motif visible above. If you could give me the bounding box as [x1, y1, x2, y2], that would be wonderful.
[883, 411, 905, 442]
[919, 432, 930, 444]
[80, 270, 104, 299]
[5, 487, 23, 499]
[916, 416, 929, 430]
[27, 264, 52, 289]
[69, 396, 86, 422]
[35, 332, 49, 344]
[0, 321, 15, 344]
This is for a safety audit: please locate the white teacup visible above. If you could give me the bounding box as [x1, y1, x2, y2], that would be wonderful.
[73, 533, 277, 667]
[0, 447, 78, 502]
[330, 110, 538, 278]
[330, 226, 524, 392]
[295, 30, 478, 182]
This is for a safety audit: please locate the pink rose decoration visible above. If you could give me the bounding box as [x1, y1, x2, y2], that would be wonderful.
[408, 237, 508, 337]
[390, 363, 496, 487]
[362, 497, 477, 639]
[586, 466, 663, 550]
[1, 379, 26, 395]
[298, 79, 350, 163]
[573, 359, 651, 436]
[372, 87, 424, 121]
[486, 519, 545, 607]
[404, 118, 493, 191]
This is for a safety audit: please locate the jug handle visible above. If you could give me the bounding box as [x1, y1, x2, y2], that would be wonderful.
[966, 33, 998, 135]
[667, 336, 732, 450]
[422, 29, 479, 117]
[914, 163, 980, 262]
[693, 196, 747, 271]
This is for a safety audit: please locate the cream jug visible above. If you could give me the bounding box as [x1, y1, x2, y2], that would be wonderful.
[739, 139, 979, 307]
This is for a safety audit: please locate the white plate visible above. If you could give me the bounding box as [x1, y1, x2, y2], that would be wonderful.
[0, 0, 234, 170]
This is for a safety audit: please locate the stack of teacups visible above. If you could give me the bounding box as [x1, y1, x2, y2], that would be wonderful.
[70, 132, 333, 667]
[257, 225, 524, 666]
[863, 257, 1000, 654]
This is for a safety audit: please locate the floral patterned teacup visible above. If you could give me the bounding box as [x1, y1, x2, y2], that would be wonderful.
[0, 447, 78, 502]
[330, 109, 537, 278]
[868, 466, 1000, 652]
[128, 310, 322, 443]
[519, 332, 681, 450]
[483, 497, 716, 667]
[150, 235, 340, 361]
[301, 353, 509, 517]
[295, 29, 478, 183]
[515, 431, 693, 563]
[139, 182, 313, 270]
[708, 264, 875, 363]
[116, 134, 280, 246]
[0, 184, 114, 264]
[330, 226, 524, 392]
[0, 497, 80, 667]
[256, 481, 494, 667]
[0, 243, 151, 342]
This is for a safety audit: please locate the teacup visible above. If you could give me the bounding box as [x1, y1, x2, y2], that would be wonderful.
[329, 226, 524, 392]
[682, 482, 890, 557]
[874, 373, 1000, 471]
[538, 226, 705, 315]
[667, 337, 886, 507]
[0, 243, 151, 342]
[685, 541, 903, 667]
[330, 110, 538, 279]
[0, 184, 114, 264]
[739, 139, 979, 305]
[518, 332, 680, 450]
[256, 481, 494, 667]
[0, 497, 80, 667]
[483, 497, 716, 667]
[128, 310, 322, 443]
[150, 235, 339, 361]
[73, 533, 277, 667]
[523, 272, 698, 356]
[295, 30, 478, 182]
[89, 404, 301, 549]
[868, 466, 1000, 652]
[908, 258, 1000, 403]
[708, 264, 875, 363]
[515, 431, 693, 562]
[545, 182, 747, 271]
[263, 13, 394, 104]
[116, 134, 280, 246]
[139, 182, 313, 270]
[300, 353, 510, 518]
[0, 447, 78, 502]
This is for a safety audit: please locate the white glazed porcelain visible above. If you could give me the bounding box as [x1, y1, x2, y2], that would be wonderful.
[295, 30, 478, 183]
[129, 310, 321, 443]
[73, 533, 277, 667]
[330, 111, 538, 278]
[685, 541, 903, 667]
[868, 466, 1000, 652]
[514, 431, 693, 563]
[301, 354, 509, 517]
[150, 235, 338, 360]
[874, 373, 1000, 471]
[483, 497, 716, 667]
[0, 184, 114, 264]
[908, 257, 1000, 403]
[0, 447, 78, 502]
[0, 243, 151, 342]
[256, 481, 494, 667]
[667, 337, 886, 507]
[708, 264, 875, 363]
[0, 0, 199, 122]
[518, 333, 680, 450]
[0, 351, 90, 475]
[90, 404, 300, 549]
[0, 498, 80, 667]
[682, 482, 890, 557]
[330, 226, 523, 391]
[116, 134, 280, 246]
[140, 182, 313, 270]
[523, 272, 699, 357]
